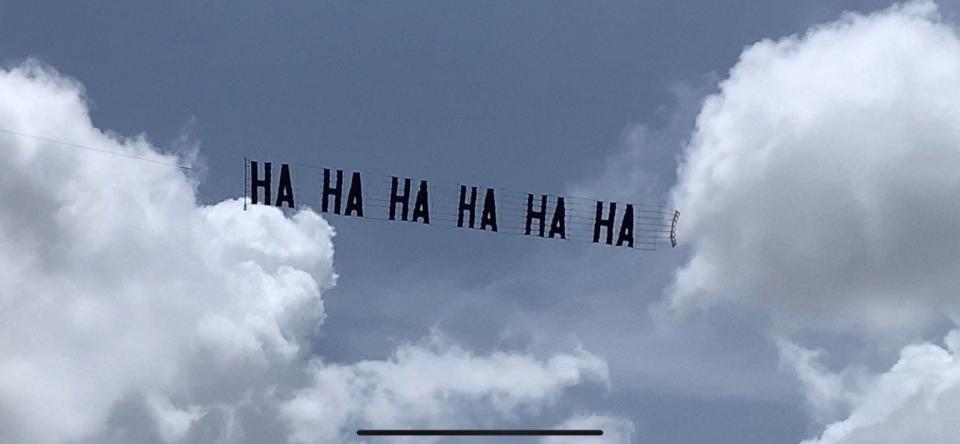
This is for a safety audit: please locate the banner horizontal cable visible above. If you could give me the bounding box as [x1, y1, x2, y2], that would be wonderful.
[290, 161, 670, 209]
[0, 128, 193, 170]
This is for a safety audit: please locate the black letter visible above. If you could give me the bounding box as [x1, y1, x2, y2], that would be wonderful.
[250, 161, 271, 205]
[457, 185, 477, 228]
[412, 180, 430, 224]
[344, 172, 364, 217]
[275, 163, 295, 208]
[525, 194, 547, 236]
[389, 177, 411, 221]
[616, 204, 634, 247]
[593, 201, 616, 244]
[322, 168, 343, 214]
[549, 197, 566, 239]
[480, 188, 498, 232]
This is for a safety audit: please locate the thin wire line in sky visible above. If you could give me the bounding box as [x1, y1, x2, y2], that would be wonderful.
[0, 128, 192, 170]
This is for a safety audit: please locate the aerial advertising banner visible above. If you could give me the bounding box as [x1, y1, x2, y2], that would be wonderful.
[244, 160, 679, 251]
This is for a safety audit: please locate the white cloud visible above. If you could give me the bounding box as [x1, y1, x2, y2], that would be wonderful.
[795, 329, 960, 444]
[668, 1, 960, 335]
[662, 3, 960, 440]
[146, 393, 207, 443]
[777, 340, 853, 424]
[0, 61, 335, 443]
[0, 61, 615, 443]
[282, 333, 609, 443]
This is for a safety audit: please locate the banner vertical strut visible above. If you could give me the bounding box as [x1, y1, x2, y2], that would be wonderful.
[243, 156, 248, 211]
[670, 210, 680, 247]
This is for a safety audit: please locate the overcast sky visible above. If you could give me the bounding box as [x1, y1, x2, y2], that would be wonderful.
[2, 1, 959, 443]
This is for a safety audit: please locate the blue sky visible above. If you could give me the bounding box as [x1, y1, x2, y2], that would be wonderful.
[3, 1, 960, 443]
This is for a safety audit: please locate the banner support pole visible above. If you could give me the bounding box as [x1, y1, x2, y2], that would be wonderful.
[670, 210, 680, 247]
[243, 156, 248, 211]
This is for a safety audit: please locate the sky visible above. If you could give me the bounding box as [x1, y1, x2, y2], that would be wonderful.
[1, 1, 959, 443]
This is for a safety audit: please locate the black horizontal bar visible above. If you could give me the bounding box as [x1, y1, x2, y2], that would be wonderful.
[357, 429, 603, 436]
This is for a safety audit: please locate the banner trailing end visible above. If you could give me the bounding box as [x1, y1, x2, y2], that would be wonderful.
[670, 210, 680, 248]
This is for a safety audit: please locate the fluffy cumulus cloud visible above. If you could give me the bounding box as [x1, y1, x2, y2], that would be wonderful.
[777, 339, 857, 425]
[283, 334, 609, 443]
[663, 1, 960, 442]
[669, 1, 960, 334]
[780, 330, 960, 444]
[0, 60, 335, 443]
[0, 62, 611, 443]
